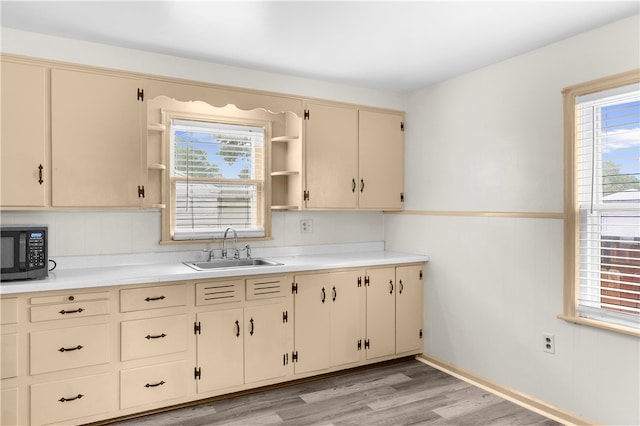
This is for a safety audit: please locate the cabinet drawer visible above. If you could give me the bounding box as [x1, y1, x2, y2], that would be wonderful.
[1, 298, 18, 324]
[120, 360, 188, 409]
[30, 291, 109, 305]
[31, 299, 110, 322]
[30, 373, 110, 426]
[1, 333, 18, 379]
[1, 387, 18, 426]
[196, 280, 243, 306]
[121, 314, 188, 361]
[246, 276, 288, 300]
[30, 323, 110, 375]
[120, 284, 187, 312]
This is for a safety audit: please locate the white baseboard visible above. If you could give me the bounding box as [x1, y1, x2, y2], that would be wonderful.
[416, 354, 596, 426]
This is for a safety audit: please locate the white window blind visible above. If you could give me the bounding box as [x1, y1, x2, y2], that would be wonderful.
[170, 119, 265, 240]
[575, 83, 640, 329]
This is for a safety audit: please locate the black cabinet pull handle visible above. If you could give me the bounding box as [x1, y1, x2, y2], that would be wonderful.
[249, 318, 254, 336]
[321, 287, 326, 304]
[145, 296, 165, 302]
[59, 394, 83, 403]
[389, 280, 394, 294]
[59, 308, 84, 315]
[59, 345, 83, 352]
[332, 286, 337, 302]
[360, 179, 365, 192]
[144, 381, 165, 388]
[235, 320, 240, 337]
[38, 164, 44, 184]
[399, 280, 404, 294]
[145, 333, 166, 340]
[352, 178, 356, 192]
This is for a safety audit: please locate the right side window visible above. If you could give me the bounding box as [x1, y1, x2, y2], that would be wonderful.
[564, 71, 640, 333]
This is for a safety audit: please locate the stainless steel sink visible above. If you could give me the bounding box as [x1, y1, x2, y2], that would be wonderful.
[183, 258, 282, 271]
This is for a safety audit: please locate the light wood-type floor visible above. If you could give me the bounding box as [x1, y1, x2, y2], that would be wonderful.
[105, 358, 561, 426]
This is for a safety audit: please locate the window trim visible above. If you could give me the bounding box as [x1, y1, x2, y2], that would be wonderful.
[561, 69, 640, 337]
[161, 109, 272, 243]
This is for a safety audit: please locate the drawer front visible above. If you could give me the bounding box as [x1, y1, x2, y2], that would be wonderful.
[30, 373, 110, 426]
[120, 360, 188, 409]
[246, 276, 288, 300]
[30, 299, 110, 322]
[1, 387, 18, 426]
[120, 284, 187, 312]
[196, 280, 243, 306]
[30, 323, 110, 375]
[1, 298, 18, 324]
[121, 314, 188, 361]
[1, 332, 18, 379]
[30, 291, 109, 305]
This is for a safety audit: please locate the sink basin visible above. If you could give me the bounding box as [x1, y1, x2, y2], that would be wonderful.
[184, 258, 283, 271]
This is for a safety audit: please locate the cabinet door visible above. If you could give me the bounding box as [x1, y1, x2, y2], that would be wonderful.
[365, 268, 396, 359]
[244, 302, 288, 384]
[330, 270, 364, 367]
[51, 68, 143, 207]
[304, 102, 358, 209]
[1, 60, 47, 207]
[396, 265, 424, 354]
[358, 110, 404, 210]
[0, 388, 18, 426]
[293, 273, 330, 374]
[196, 308, 244, 393]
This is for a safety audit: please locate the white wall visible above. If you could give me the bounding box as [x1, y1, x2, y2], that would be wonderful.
[385, 14, 640, 425]
[0, 28, 398, 256]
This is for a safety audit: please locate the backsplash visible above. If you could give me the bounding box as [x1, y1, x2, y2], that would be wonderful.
[0, 210, 384, 257]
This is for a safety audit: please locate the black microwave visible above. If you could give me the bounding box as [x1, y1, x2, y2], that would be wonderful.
[1, 225, 48, 281]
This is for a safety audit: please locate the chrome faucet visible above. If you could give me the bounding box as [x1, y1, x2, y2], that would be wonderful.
[221, 227, 237, 259]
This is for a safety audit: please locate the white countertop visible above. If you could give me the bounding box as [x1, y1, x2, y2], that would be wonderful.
[0, 244, 429, 295]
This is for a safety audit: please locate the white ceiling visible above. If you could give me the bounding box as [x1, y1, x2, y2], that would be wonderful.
[1, 1, 638, 93]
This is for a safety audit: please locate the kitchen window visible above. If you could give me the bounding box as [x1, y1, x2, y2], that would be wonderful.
[562, 70, 640, 334]
[168, 117, 267, 241]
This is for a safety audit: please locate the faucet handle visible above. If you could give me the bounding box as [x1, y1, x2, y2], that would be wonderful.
[245, 244, 251, 259]
[202, 248, 214, 261]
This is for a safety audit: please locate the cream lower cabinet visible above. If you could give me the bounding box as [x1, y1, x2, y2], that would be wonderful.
[0, 263, 422, 425]
[396, 264, 425, 354]
[365, 267, 397, 360]
[293, 270, 364, 374]
[196, 277, 291, 394]
[119, 284, 190, 411]
[365, 265, 425, 360]
[25, 290, 114, 426]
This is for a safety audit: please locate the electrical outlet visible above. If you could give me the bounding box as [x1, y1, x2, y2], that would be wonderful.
[543, 333, 555, 354]
[300, 219, 313, 233]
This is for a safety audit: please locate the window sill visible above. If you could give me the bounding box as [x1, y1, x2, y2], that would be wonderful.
[557, 314, 640, 338]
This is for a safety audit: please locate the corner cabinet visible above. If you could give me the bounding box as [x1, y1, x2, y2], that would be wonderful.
[0, 60, 48, 207]
[303, 102, 405, 210]
[51, 68, 145, 207]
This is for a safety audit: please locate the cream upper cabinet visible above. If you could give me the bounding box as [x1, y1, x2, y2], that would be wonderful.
[1, 60, 47, 207]
[304, 102, 359, 209]
[303, 102, 404, 210]
[358, 110, 404, 210]
[51, 68, 144, 207]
